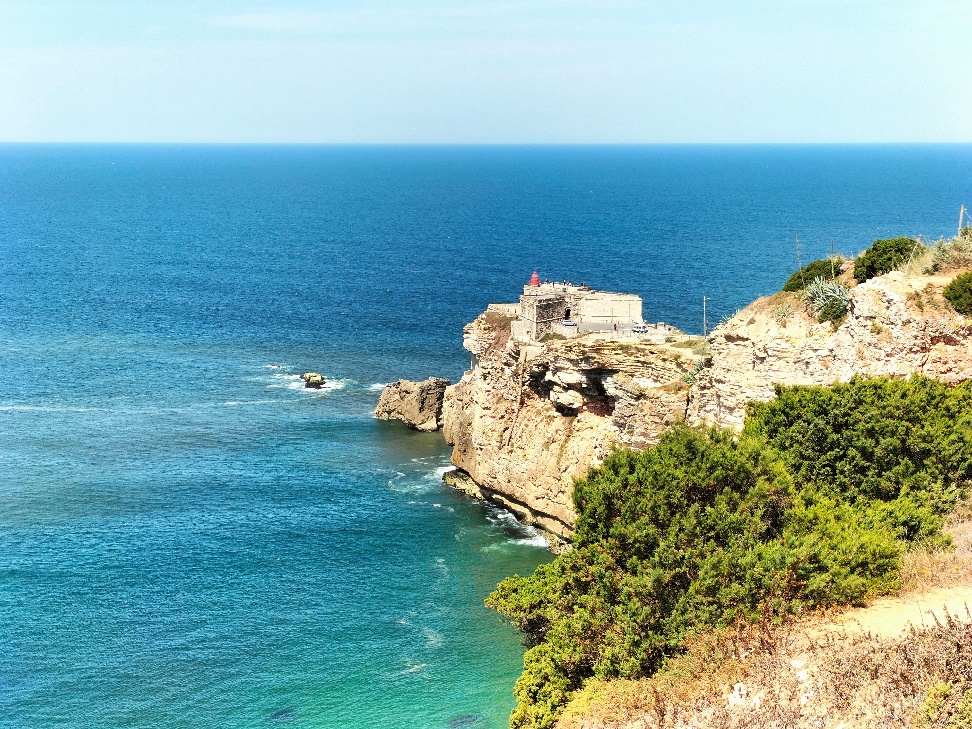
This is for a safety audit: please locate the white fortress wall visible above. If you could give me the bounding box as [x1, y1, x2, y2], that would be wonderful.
[574, 292, 644, 324]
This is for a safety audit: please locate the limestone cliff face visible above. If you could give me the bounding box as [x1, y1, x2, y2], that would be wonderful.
[688, 271, 972, 430]
[441, 313, 694, 541]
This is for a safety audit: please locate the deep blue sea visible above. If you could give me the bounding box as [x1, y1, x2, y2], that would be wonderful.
[1, 145, 970, 729]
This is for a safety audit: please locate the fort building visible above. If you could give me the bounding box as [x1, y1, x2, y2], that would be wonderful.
[500, 272, 646, 342]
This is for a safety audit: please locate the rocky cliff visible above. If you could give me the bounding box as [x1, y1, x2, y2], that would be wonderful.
[440, 270, 972, 543]
[688, 271, 972, 430]
[375, 377, 451, 431]
[441, 312, 696, 543]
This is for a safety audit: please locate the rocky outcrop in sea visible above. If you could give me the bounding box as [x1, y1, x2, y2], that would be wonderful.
[375, 377, 451, 431]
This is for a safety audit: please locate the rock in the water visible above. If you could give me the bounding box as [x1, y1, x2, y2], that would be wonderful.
[300, 372, 325, 389]
[374, 377, 451, 431]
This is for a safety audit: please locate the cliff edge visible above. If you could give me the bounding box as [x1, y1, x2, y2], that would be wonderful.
[689, 270, 972, 430]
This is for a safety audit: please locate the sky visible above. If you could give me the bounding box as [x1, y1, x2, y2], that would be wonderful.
[0, 0, 970, 143]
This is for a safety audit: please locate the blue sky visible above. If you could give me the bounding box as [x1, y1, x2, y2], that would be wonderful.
[1, 1, 969, 142]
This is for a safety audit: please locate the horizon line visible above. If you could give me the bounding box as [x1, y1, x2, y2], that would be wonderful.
[2, 141, 972, 147]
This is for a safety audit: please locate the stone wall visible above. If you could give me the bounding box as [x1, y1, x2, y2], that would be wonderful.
[520, 294, 568, 340]
[574, 292, 644, 325]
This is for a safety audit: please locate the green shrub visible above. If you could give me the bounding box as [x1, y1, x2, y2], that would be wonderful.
[943, 272, 972, 315]
[743, 376, 972, 527]
[782, 258, 842, 292]
[489, 376, 972, 729]
[854, 237, 922, 282]
[927, 236, 972, 273]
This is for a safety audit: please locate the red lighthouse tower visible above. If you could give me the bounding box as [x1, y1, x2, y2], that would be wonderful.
[528, 271, 540, 287]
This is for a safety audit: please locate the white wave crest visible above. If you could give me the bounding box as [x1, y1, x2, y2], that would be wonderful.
[512, 533, 549, 548]
[0, 405, 101, 412]
[425, 465, 453, 482]
[486, 505, 549, 548]
[267, 373, 347, 392]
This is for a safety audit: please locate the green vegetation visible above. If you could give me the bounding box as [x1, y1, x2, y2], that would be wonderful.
[488, 376, 972, 729]
[804, 276, 850, 326]
[773, 302, 792, 326]
[681, 357, 708, 385]
[854, 237, 923, 282]
[918, 682, 972, 729]
[782, 257, 843, 292]
[670, 338, 704, 349]
[944, 272, 972, 316]
[922, 234, 972, 274]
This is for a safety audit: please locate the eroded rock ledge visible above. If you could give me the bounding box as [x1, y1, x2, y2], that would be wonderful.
[689, 271, 972, 430]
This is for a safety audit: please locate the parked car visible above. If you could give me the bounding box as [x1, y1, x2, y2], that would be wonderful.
[562, 320, 577, 327]
[632, 323, 650, 334]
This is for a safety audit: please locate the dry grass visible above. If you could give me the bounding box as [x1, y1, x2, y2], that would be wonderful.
[481, 310, 514, 352]
[900, 233, 972, 278]
[558, 611, 972, 729]
[670, 338, 705, 349]
[901, 505, 972, 593]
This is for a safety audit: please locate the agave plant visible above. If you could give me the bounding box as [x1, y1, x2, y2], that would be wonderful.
[682, 357, 709, 385]
[804, 276, 850, 324]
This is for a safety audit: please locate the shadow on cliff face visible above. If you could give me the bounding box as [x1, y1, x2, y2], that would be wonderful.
[525, 364, 617, 418]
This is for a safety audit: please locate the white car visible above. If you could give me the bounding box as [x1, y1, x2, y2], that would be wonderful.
[632, 324, 650, 334]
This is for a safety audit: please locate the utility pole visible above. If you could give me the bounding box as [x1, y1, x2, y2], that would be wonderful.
[702, 296, 709, 337]
[960, 205, 966, 236]
[795, 235, 804, 287]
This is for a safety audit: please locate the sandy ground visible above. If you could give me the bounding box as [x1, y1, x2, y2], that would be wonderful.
[816, 586, 972, 639]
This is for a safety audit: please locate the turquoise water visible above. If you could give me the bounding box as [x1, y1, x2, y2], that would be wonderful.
[1, 145, 970, 728]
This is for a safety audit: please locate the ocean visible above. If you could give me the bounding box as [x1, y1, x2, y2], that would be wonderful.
[1, 144, 970, 728]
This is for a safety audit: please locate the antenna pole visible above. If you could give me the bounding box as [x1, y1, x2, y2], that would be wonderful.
[702, 296, 709, 337]
[796, 235, 804, 287]
[960, 205, 966, 236]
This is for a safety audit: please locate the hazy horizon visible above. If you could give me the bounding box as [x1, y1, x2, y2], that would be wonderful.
[2, 1, 970, 144]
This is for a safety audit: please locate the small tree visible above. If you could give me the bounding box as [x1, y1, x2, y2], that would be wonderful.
[782, 258, 843, 292]
[943, 272, 972, 315]
[854, 238, 922, 282]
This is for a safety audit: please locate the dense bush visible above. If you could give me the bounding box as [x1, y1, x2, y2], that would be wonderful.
[943, 272, 972, 316]
[782, 258, 842, 292]
[744, 377, 972, 541]
[854, 237, 922, 282]
[489, 376, 972, 729]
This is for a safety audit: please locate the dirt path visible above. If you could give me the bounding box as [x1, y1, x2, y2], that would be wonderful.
[818, 586, 972, 638]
